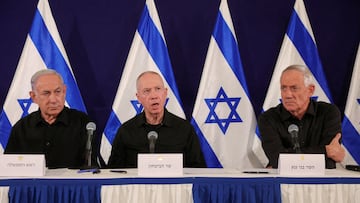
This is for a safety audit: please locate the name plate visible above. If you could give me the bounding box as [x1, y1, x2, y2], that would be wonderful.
[279, 154, 325, 176]
[137, 153, 183, 177]
[0, 154, 46, 176]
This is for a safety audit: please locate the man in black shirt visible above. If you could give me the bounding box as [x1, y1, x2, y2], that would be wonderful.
[258, 65, 345, 169]
[108, 71, 206, 168]
[5, 69, 92, 169]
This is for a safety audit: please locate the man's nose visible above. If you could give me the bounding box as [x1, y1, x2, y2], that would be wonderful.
[282, 89, 293, 97]
[48, 93, 57, 101]
[149, 89, 158, 97]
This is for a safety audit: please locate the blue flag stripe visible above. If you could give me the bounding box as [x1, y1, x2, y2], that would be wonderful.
[213, 13, 250, 97]
[137, 6, 183, 107]
[342, 116, 360, 164]
[30, 9, 86, 112]
[103, 111, 121, 145]
[0, 111, 12, 149]
[255, 125, 261, 139]
[191, 118, 222, 168]
[287, 11, 333, 102]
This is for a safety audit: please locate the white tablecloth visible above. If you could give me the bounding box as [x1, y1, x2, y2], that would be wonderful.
[281, 183, 360, 203]
[0, 187, 9, 203]
[102, 184, 193, 203]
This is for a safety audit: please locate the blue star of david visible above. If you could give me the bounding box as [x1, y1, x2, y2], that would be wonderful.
[131, 100, 144, 114]
[18, 98, 33, 118]
[131, 98, 170, 114]
[204, 87, 242, 134]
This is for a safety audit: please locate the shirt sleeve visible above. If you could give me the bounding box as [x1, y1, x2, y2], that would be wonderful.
[107, 127, 127, 168]
[4, 126, 18, 153]
[300, 104, 341, 168]
[184, 125, 206, 168]
[258, 112, 293, 168]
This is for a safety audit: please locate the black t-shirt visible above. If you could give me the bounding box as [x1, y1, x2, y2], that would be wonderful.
[5, 107, 91, 169]
[108, 109, 206, 168]
[258, 100, 342, 169]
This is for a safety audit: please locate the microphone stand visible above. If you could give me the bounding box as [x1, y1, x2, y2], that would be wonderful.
[293, 141, 301, 153]
[79, 124, 100, 173]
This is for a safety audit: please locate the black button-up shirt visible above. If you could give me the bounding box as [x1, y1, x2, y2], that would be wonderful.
[258, 100, 342, 169]
[5, 107, 91, 169]
[108, 109, 206, 168]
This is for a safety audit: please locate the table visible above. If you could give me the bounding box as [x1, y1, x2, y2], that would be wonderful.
[1, 167, 360, 203]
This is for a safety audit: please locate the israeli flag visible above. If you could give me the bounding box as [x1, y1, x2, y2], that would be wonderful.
[0, 0, 86, 154]
[254, 0, 333, 166]
[191, 0, 262, 169]
[100, 0, 185, 164]
[342, 44, 360, 165]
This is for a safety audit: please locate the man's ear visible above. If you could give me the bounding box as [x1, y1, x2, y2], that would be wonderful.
[29, 91, 37, 103]
[136, 92, 143, 105]
[308, 84, 315, 95]
[164, 87, 168, 96]
[63, 84, 67, 95]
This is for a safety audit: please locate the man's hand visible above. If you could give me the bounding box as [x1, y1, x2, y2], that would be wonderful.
[325, 133, 345, 162]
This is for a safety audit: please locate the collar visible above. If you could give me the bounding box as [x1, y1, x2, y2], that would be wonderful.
[279, 99, 316, 121]
[32, 106, 69, 126]
[135, 108, 171, 128]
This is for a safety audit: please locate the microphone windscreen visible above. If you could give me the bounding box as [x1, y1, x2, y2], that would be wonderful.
[288, 124, 299, 134]
[86, 122, 96, 131]
[147, 131, 158, 140]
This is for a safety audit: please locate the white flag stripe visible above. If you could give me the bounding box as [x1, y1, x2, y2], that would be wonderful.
[192, 0, 262, 169]
[100, 0, 184, 164]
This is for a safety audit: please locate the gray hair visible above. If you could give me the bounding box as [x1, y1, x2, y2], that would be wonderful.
[31, 69, 64, 90]
[136, 71, 163, 91]
[281, 65, 314, 87]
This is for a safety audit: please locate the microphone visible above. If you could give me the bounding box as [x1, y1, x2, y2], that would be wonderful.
[288, 124, 301, 153]
[147, 131, 158, 153]
[85, 122, 96, 167]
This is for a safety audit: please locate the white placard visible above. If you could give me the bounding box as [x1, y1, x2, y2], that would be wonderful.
[0, 154, 46, 176]
[137, 153, 183, 177]
[278, 154, 325, 176]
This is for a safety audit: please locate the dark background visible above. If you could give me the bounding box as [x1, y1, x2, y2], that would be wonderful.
[0, 0, 359, 138]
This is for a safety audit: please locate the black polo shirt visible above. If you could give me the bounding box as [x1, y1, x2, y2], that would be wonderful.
[5, 107, 91, 169]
